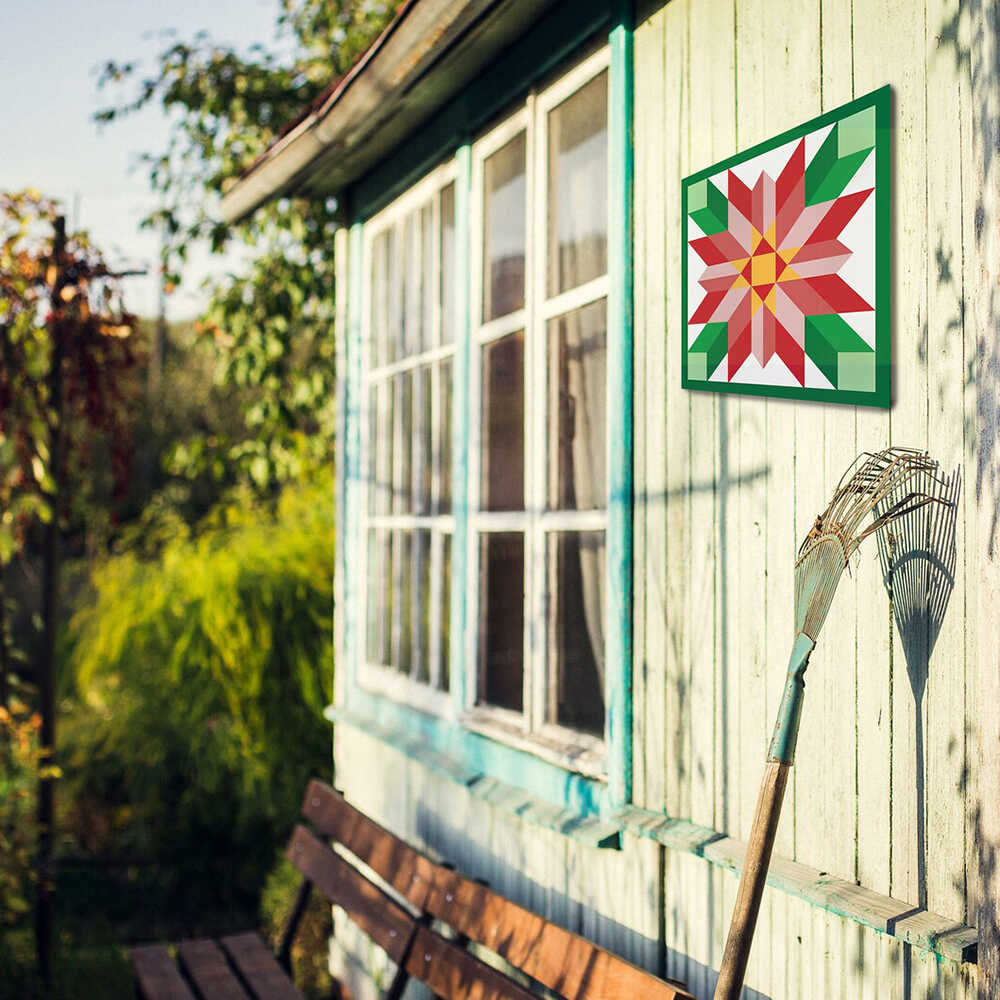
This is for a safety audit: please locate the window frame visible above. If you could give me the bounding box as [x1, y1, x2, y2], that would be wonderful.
[342, 16, 633, 811]
[358, 157, 459, 719]
[464, 45, 612, 778]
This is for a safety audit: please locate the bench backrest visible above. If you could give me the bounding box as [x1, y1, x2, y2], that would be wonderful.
[295, 779, 695, 1000]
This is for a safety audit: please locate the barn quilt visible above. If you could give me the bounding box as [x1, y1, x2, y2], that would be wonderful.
[681, 87, 890, 406]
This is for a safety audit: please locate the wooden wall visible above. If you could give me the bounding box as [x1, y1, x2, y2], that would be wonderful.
[632, 0, 984, 993]
[330, 0, 997, 995]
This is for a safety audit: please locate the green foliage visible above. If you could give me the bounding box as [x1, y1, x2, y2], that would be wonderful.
[62, 473, 333, 908]
[260, 852, 333, 998]
[96, 0, 403, 492]
[0, 698, 40, 927]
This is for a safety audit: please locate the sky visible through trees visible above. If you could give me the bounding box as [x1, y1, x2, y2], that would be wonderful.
[0, 0, 279, 320]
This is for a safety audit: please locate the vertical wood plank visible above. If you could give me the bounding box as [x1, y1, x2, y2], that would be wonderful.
[970, 0, 1000, 988]
[684, 0, 730, 834]
[924, 0, 970, 926]
[781, 0, 826, 876]
[851, 0, 894, 901]
[819, 0, 862, 889]
[884, 0, 930, 910]
[634, 11, 668, 813]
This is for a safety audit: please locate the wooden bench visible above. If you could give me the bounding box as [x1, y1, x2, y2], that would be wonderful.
[131, 779, 695, 1000]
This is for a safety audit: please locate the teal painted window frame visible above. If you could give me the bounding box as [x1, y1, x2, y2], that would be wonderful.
[337, 1, 634, 821]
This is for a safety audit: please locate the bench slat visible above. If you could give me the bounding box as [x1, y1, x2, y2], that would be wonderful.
[219, 932, 305, 1000]
[302, 779, 438, 909]
[130, 944, 198, 1000]
[425, 871, 695, 1000]
[302, 783, 694, 1000]
[286, 823, 416, 964]
[406, 925, 536, 1000]
[176, 939, 251, 1000]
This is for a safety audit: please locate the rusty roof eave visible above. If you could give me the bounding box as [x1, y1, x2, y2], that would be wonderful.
[219, 0, 556, 224]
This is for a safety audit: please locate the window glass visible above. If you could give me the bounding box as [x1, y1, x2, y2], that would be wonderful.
[438, 359, 452, 514]
[547, 299, 607, 511]
[483, 133, 526, 321]
[440, 183, 456, 344]
[418, 364, 433, 515]
[438, 533, 451, 691]
[415, 529, 432, 684]
[547, 71, 608, 295]
[481, 331, 525, 511]
[363, 178, 455, 695]
[478, 532, 524, 712]
[547, 531, 606, 735]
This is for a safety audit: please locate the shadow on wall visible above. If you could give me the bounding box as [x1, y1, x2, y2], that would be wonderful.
[413, 803, 773, 1000]
[875, 465, 960, 914]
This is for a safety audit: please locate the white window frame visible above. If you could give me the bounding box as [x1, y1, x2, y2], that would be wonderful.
[464, 45, 611, 778]
[359, 158, 458, 719]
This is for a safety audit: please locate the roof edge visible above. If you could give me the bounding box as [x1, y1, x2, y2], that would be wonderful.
[220, 0, 497, 224]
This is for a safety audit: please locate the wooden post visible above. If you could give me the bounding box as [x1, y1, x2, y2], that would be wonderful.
[971, 1, 1000, 997]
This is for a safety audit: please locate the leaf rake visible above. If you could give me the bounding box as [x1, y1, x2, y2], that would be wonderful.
[713, 446, 945, 1000]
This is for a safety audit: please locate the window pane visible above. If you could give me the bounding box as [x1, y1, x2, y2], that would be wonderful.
[386, 225, 400, 364]
[438, 532, 451, 692]
[371, 231, 387, 368]
[417, 364, 432, 514]
[438, 358, 452, 514]
[483, 132, 526, 321]
[380, 530, 394, 666]
[481, 331, 524, 511]
[403, 211, 421, 357]
[393, 372, 412, 514]
[415, 529, 432, 684]
[547, 531, 606, 736]
[393, 529, 412, 674]
[366, 528, 380, 664]
[547, 71, 608, 295]
[478, 532, 524, 712]
[422, 202, 434, 351]
[440, 182, 456, 344]
[547, 300, 606, 511]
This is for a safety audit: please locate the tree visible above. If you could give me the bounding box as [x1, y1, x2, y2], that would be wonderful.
[0, 189, 139, 981]
[96, 0, 404, 493]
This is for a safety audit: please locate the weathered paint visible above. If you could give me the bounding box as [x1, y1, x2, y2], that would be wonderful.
[766, 634, 814, 765]
[329, 0, 995, 995]
[606, 10, 635, 810]
[449, 142, 472, 722]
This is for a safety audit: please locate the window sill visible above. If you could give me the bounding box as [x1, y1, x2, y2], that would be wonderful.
[460, 707, 606, 781]
[328, 705, 978, 967]
[328, 703, 621, 848]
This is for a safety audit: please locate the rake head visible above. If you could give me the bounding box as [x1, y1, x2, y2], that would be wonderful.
[794, 447, 946, 640]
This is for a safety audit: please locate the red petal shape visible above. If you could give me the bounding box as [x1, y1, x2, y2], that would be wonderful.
[805, 188, 874, 245]
[691, 230, 748, 265]
[728, 170, 753, 225]
[809, 273, 874, 313]
[689, 290, 727, 324]
[775, 319, 805, 385]
[727, 295, 753, 379]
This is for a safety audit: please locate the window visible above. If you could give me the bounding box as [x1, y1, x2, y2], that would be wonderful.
[359, 46, 612, 772]
[361, 164, 457, 712]
[467, 48, 610, 768]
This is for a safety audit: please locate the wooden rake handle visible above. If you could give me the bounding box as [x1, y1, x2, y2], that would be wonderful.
[712, 760, 790, 1000]
[713, 633, 814, 1000]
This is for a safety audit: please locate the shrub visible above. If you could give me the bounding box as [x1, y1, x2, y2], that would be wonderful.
[61, 473, 334, 917]
[0, 698, 40, 928]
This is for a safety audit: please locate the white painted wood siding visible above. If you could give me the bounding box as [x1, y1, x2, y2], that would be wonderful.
[632, 0, 984, 994]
